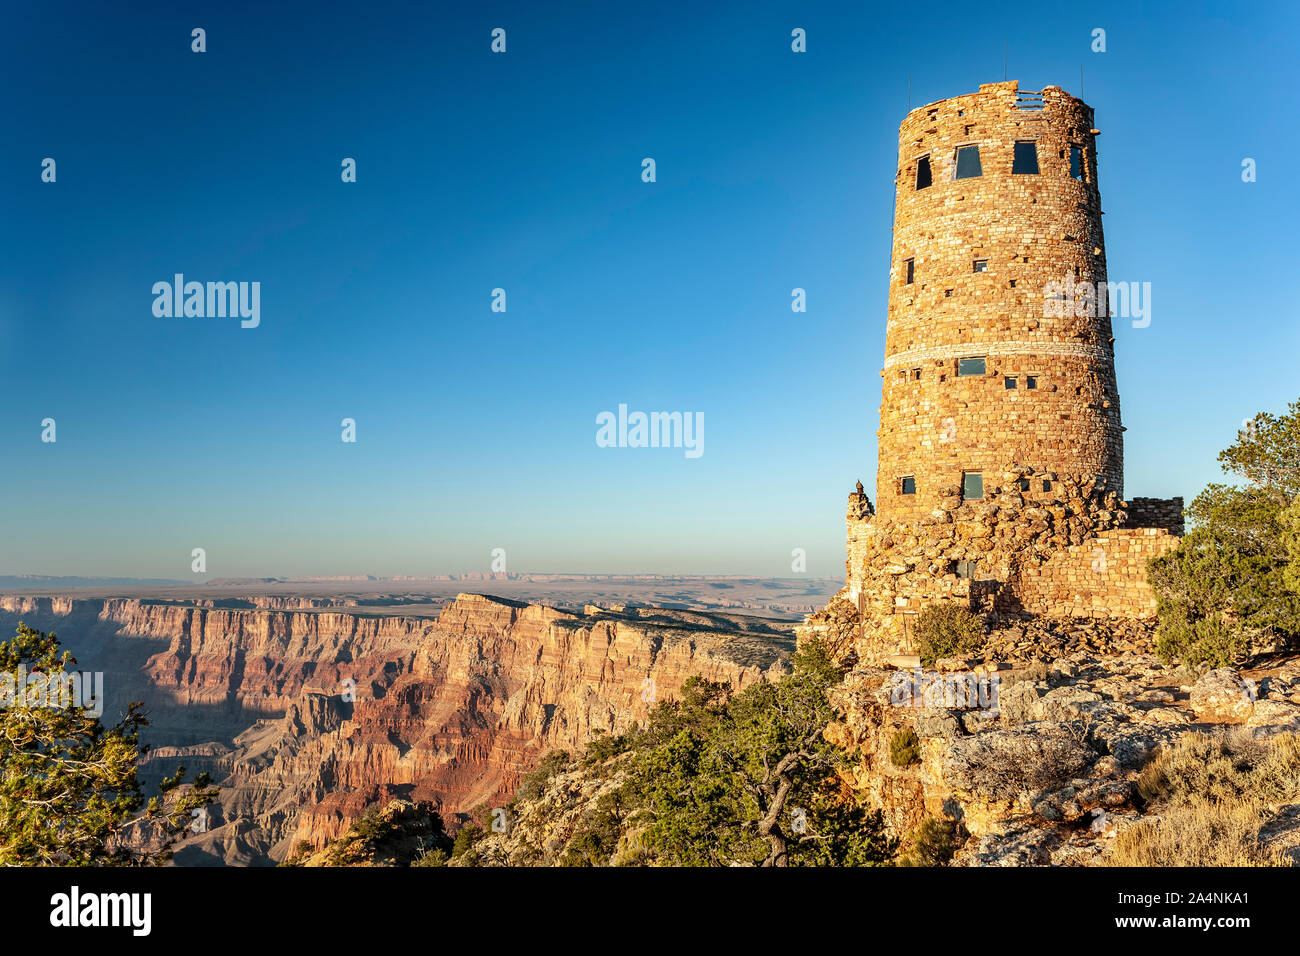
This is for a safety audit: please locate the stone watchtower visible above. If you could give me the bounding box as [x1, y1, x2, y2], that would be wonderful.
[878, 81, 1122, 522]
[801, 82, 1185, 662]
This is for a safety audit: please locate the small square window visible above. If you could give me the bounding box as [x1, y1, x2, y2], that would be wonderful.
[911, 368, 921, 380]
[1004, 377, 1017, 389]
[1026, 376, 1038, 389]
[944, 289, 953, 297]
[962, 472, 984, 500]
[1018, 479, 1030, 491]
[901, 476, 916, 495]
[1013, 141, 1039, 175]
[955, 144, 983, 179]
[905, 258, 915, 284]
[955, 560, 977, 579]
[957, 357, 986, 376]
[1009, 279, 1017, 288]
[1069, 145, 1085, 181]
[1042, 479, 1051, 492]
[916, 156, 932, 190]
[973, 259, 987, 273]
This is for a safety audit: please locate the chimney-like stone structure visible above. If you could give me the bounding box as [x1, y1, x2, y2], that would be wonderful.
[877, 81, 1122, 522]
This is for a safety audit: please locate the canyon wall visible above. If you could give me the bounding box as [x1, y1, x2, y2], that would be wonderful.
[0, 592, 793, 864]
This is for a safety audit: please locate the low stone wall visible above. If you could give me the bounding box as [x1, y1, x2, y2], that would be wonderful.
[1124, 497, 1184, 535]
[1005, 528, 1181, 620]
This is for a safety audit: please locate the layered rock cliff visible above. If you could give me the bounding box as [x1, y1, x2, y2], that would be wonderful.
[0, 592, 794, 865]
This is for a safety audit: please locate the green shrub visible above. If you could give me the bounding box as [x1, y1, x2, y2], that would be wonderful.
[1148, 399, 1300, 669]
[515, 749, 571, 803]
[450, 824, 483, 859]
[897, 815, 963, 866]
[581, 731, 631, 767]
[913, 603, 985, 666]
[889, 727, 920, 767]
[411, 848, 449, 867]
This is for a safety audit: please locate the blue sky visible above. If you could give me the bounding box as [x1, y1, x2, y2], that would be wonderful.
[2, 0, 1297, 580]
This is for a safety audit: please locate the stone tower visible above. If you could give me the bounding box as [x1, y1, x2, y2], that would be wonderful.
[877, 81, 1122, 522]
[797, 82, 1185, 664]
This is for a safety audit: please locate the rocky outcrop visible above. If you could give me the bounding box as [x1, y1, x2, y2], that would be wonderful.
[823, 616, 1300, 865]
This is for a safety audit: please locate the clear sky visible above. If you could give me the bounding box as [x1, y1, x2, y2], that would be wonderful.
[2, 0, 1297, 580]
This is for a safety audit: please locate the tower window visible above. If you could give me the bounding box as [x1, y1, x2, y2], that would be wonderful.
[900, 476, 916, 495]
[911, 367, 921, 380]
[1009, 279, 1016, 288]
[905, 257, 915, 284]
[1004, 377, 1017, 389]
[1026, 376, 1038, 389]
[916, 156, 932, 190]
[1012, 141, 1040, 174]
[1069, 145, 1085, 181]
[955, 145, 982, 179]
[973, 259, 987, 273]
[957, 356, 986, 376]
[962, 472, 984, 500]
[955, 560, 977, 580]
[1042, 479, 1052, 492]
[1018, 479, 1031, 491]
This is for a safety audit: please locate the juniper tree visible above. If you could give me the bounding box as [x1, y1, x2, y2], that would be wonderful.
[0, 623, 216, 865]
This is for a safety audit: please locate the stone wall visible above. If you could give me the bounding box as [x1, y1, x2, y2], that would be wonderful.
[878, 81, 1122, 523]
[1001, 528, 1179, 620]
[1124, 496, 1185, 534]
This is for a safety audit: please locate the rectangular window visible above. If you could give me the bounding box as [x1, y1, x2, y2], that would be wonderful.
[1069, 145, 1085, 181]
[911, 368, 921, 380]
[955, 560, 977, 580]
[901, 476, 916, 495]
[1018, 478, 1030, 491]
[955, 145, 982, 179]
[1004, 376, 1017, 389]
[905, 258, 914, 284]
[957, 356, 986, 376]
[1042, 479, 1052, 492]
[1012, 141, 1039, 174]
[916, 156, 932, 190]
[1026, 375, 1038, 389]
[962, 472, 984, 500]
[973, 259, 987, 273]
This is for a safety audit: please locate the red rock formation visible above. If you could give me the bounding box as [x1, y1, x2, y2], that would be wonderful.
[0, 592, 793, 863]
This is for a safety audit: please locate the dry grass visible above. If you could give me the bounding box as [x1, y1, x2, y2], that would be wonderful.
[1111, 798, 1287, 867]
[1137, 729, 1300, 805]
[1113, 730, 1300, 867]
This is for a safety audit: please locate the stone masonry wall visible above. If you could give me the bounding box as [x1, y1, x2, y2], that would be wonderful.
[1006, 528, 1180, 620]
[878, 82, 1121, 522]
[1125, 496, 1185, 534]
